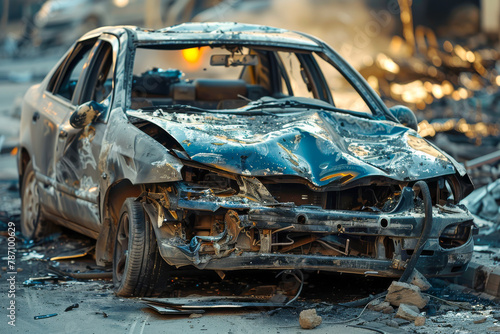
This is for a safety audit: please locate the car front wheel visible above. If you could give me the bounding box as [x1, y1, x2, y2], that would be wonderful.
[113, 198, 169, 297]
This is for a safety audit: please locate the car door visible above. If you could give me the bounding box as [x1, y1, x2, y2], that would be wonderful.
[53, 35, 119, 233]
[32, 37, 98, 217]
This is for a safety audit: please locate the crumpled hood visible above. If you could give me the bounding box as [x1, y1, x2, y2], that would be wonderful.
[128, 109, 458, 187]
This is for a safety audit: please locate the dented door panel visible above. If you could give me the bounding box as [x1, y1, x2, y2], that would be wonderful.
[53, 118, 104, 229]
[31, 92, 77, 215]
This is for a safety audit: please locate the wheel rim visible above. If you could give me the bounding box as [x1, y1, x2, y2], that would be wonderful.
[114, 213, 130, 285]
[22, 170, 39, 238]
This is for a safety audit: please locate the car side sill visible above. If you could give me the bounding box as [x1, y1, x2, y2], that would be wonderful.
[42, 210, 99, 239]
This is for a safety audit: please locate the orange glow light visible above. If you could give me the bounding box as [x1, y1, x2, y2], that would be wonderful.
[182, 48, 202, 64]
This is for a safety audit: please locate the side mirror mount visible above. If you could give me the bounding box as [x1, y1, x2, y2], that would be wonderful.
[389, 105, 418, 131]
[70, 101, 104, 129]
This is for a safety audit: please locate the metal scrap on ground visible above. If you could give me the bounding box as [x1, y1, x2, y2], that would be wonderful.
[143, 296, 291, 315]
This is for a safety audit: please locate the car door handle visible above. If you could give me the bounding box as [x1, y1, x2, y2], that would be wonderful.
[32, 112, 40, 123]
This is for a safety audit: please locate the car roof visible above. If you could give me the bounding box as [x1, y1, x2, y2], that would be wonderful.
[82, 22, 323, 51]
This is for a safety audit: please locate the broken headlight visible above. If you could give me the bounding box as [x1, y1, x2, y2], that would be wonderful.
[439, 220, 474, 249]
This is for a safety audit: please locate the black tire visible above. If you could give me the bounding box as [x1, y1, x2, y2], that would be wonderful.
[20, 161, 55, 240]
[113, 198, 169, 297]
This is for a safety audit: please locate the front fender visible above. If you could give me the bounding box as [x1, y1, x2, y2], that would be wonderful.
[100, 108, 183, 186]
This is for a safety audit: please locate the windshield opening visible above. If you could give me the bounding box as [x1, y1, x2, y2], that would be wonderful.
[129, 45, 373, 115]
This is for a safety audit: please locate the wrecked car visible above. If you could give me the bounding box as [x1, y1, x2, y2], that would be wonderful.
[18, 22, 475, 296]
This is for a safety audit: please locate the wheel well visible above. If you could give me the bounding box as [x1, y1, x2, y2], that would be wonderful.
[105, 179, 142, 226]
[96, 179, 141, 266]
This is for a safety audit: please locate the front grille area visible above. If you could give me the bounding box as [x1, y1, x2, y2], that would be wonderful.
[264, 183, 326, 207]
[263, 182, 400, 211]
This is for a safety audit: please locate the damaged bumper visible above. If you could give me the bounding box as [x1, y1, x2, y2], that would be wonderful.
[141, 183, 474, 278]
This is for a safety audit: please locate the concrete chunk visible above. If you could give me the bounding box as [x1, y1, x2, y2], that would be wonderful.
[414, 316, 426, 326]
[456, 262, 483, 289]
[385, 281, 429, 308]
[395, 303, 420, 321]
[299, 309, 322, 329]
[368, 300, 394, 313]
[409, 270, 432, 291]
[485, 267, 500, 297]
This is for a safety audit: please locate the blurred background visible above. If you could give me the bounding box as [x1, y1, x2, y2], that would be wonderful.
[1, 0, 500, 188]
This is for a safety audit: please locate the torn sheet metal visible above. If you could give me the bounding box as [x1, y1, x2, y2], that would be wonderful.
[143, 296, 290, 310]
[462, 178, 500, 224]
[146, 304, 205, 315]
[461, 179, 500, 235]
[49, 245, 95, 261]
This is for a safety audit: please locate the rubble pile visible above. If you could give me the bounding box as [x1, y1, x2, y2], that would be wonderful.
[467, 163, 500, 189]
[334, 274, 500, 331]
[385, 281, 430, 308]
[359, 23, 500, 164]
[383, 280, 429, 326]
[463, 150, 500, 188]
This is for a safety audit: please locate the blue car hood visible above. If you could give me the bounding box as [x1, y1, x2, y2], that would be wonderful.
[128, 109, 458, 188]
